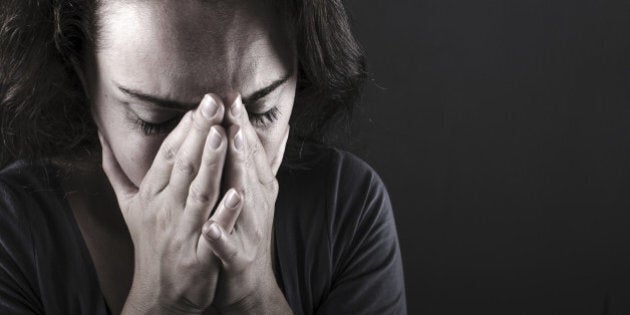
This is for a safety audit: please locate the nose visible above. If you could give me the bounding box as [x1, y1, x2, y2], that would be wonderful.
[222, 92, 241, 109]
[219, 91, 242, 128]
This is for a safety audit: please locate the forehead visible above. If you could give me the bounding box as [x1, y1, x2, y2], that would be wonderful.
[95, 0, 294, 102]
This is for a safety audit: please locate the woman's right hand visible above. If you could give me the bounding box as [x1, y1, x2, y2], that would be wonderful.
[98, 94, 241, 314]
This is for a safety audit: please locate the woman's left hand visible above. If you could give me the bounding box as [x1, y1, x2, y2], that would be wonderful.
[201, 95, 292, 314]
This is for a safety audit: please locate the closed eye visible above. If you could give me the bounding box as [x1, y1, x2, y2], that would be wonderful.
[248, 106, 280, 128]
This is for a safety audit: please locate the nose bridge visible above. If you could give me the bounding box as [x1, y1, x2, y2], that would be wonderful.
[218, 91, 240, 130]
[222, 92, 240, 108]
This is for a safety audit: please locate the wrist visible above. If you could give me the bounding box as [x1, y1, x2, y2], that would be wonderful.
[122, 298, 206, 315]
[123, 281, 206, 315]
[121, 280, 158, 314]
[218, 273, 291, 315]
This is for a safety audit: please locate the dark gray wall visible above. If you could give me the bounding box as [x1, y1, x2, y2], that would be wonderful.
[345, 0, 630, 314]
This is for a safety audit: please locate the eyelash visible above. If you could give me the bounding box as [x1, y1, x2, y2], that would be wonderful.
[249, 106, 280, 128]
[135, 106, 280, 136]
[135, 116, 181, 136]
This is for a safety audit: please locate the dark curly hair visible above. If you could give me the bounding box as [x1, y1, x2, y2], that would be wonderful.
[0, 0, 366, 169]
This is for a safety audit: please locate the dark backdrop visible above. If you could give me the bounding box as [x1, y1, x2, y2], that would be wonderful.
[344, 0, 630, 314]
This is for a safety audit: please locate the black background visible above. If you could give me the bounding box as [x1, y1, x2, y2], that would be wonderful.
[345, 0, 630, 314]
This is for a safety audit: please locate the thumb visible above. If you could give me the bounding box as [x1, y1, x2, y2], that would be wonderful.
[198, 220, 238, 266]
[98, 131, 138, 209]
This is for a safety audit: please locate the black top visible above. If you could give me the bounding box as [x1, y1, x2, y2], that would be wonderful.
[0, 145, 406, 314]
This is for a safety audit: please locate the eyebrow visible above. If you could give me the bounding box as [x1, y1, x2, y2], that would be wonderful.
[116, 72, 292, 111]
[241, 72, 292, 105]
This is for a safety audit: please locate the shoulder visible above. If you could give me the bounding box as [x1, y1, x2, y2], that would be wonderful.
[0, 159, 56, 223]
[320, 148, 407, 314]
[0, 159, 58, 186]
[277, 143, 406, 313]
[278, 143, 392, 233]
[278, 142, 397, 266]
[0, 160, 108, 313]
[0, 159, 63, 224]
[328, 146, 390, 204]
[320, 147, 396, 258]
[279, 140, 392, 223]
[293, 142, 391, 218]
[280, 141, 389, 200]
[0, 158, 69, 272]
[0, 160, 57, 313]
[0, 159, 65, 250]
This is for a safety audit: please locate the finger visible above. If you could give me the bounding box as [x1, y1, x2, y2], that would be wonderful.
[270, 126, 290, 176]
[141, 110, 193, 194]
[196, 220, 224, 266]
[198, 221, 240, 267]
[225, 95, 275, 187]
[169, 94, 225, 205]
[224, 124, 255, 228]
[184, 125, 228, 228]
[209, 189, 243, 234]
[99, 131, 138, 207]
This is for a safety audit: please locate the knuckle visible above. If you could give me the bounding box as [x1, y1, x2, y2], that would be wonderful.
[241, 251, 255, 266]
[161, 143, 177, 162]
[191, 112, 208, 131]
[144, 181, 165, 196]
[175, 156, 196, 176]
[235, 153, 247, 167]
[251, 142, 262, 154]
[225, 247, 239, 264]
[137, 187, 152, 201]
[243, 157, 255, 170]
[227, 202, 241, 215]
[202, 153, 222, 168]
[263, 177, 279, 193]
[188, 185, 213, 204]
[249, 142, 263, 158]
[238, 187, 248, 200]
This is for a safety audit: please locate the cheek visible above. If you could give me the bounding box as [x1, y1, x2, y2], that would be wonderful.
[256, 91, 294, 164]
[109, 134, 162, 186]
[93, 99, 164, 186]
[257, 133, 277, 165]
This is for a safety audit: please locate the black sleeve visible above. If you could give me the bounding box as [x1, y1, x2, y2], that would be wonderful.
[0, 180, 42, 314]
[316, 152, 407, 315]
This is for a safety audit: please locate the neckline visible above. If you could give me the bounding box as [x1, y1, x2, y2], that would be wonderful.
[44, 161, 114, 315]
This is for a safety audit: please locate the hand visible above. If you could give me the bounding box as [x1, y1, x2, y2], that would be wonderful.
[99, 94, 235, 314]
[201, 96, 292, 314]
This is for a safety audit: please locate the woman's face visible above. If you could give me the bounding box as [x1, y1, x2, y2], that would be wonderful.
[88, 0, 296, 186]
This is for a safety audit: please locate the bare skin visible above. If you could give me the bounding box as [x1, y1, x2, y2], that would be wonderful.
[61, 0, 297, 314]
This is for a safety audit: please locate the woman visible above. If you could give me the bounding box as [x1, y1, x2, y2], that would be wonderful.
[0, 0, 406, 314]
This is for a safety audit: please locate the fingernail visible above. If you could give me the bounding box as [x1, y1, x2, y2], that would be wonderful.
[201, 94, 219, 119]
[225, 190, 241, 209]
[230, 95, 242, 117]
[206, 223, 221, 240]
[234, 129, 244, 150]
